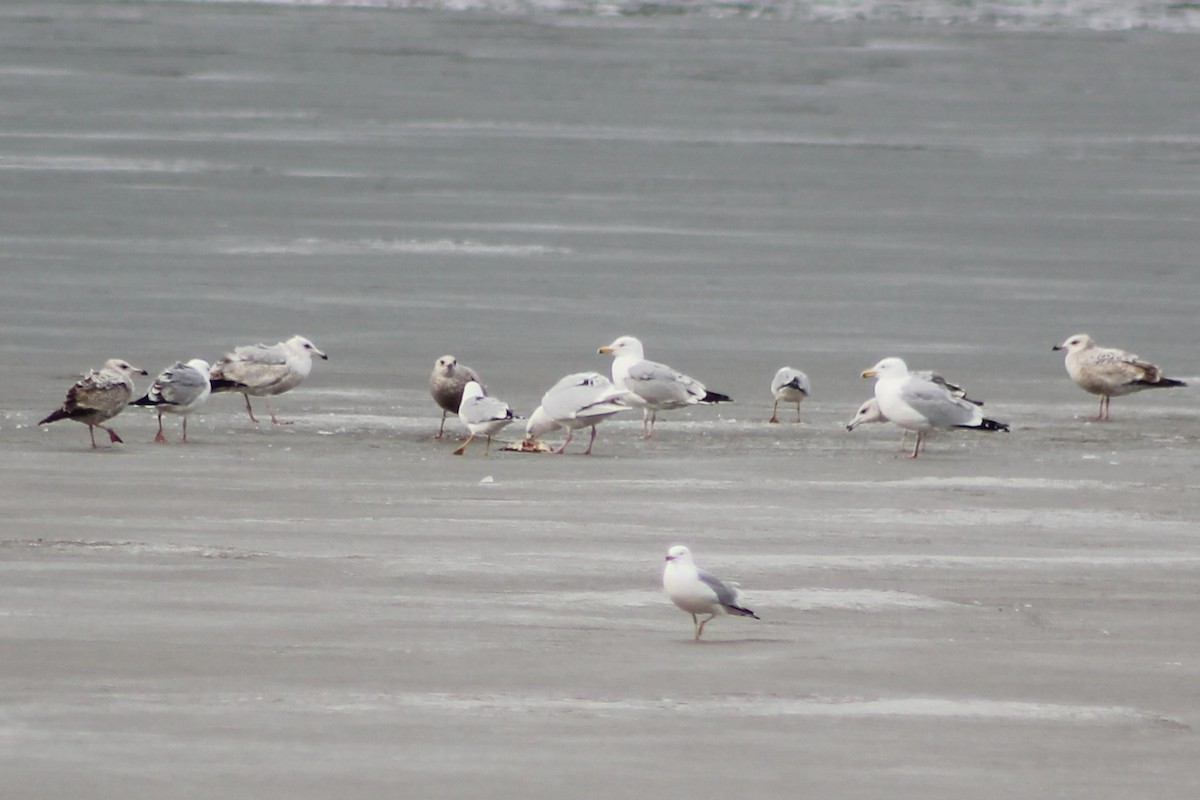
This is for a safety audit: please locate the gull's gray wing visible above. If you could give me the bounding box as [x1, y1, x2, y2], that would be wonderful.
[624, 359, 705, 408]
[898, 378, 981, 427]
[154, 362, 209, 406]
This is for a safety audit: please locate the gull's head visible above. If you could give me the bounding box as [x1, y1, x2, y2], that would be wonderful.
[598, 335, 644, 360]
[434, 355, 458, 376]
[461, 380, 486, 403]
[861, 357, 908, 380]
[1053, 333, 1093, 354]
[664, 544, 692, 564]
[103, 359, 149, 377]
[288, 336, 328, 360]
[185, 359, 211, 375]
[846, 397, 884, 431]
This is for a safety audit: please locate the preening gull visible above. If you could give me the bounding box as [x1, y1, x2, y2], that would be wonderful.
[662, 545, 759, 641]
[131, 359, 211, 443]
[769, 366, 810, 423]
[524, 371, 630, 454]
[209, 335, 327, 425]
[861, 357, 1008, 458]
[430, 355, 485, 439]
[1053, 333, 1186, 420]
[597, 335, 731, 438]
[454, 380, 517, 455]
[39, 359, 148, 448]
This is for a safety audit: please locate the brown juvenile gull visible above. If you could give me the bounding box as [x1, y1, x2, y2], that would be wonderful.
[769, 366, 810, 423]
[209, 335, 326, 424]
[1053, 333, 1186, 421]
[597, 335, 731, 438]
[39, 358, 148, 448]
[861, 357, 1009, 459]
[662, 545, 759, 641]
[429, 355, 485, 439]
[131, 359, 211, 443]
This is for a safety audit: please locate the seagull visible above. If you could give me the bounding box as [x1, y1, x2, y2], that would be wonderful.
[130, 359, 212, 443]
[846, 371, 983, 441]
[209, 335, 326, 424]
[769, 367, 810, 423]
[430, 355, 485, 439]
[1053, 333, 1186, 420]
[524, 371, 630, 455]
[861, 357, 1009, 458]
[662, 545, 759, 641]
[454, 380, 517, 455]
[38, 359, 148, 448]
[597, 335, 731, 438]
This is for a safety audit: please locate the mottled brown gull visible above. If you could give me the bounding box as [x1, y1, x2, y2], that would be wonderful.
[1053, 333, 1186, 420]
[39, 358, 148, 448]
[209, 335, 326, 425]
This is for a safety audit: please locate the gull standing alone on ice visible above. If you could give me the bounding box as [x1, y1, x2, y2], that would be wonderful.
[130, 359, 212, 443]
[598, 335, 731, 438]
[769, 367, 810, 423]
[663, 545, 759, 641]
[38, 359, 148, 448]
[430, 355, 486, 439]
[209, 335, 327, 424]
[454, 380, 517, 455]
[524, 371, 630, 455]
[861, 357, 1009, 458]
[1053, 333, 1186, 420]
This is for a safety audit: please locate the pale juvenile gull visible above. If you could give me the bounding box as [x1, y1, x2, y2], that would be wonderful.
[663, 545, 759, 641]
[769, 366, 810, 423]
[524, 371, 630, 455]
[429, 355, 486, 439]
[845, 397, 887, 431]
[454, 380, 517, 456]
[861, 357, 1009, 459]
[131, 359, 211, 443]
[1053, 333, 1186, 421]
[597, 335, 731, 438]
[209, 335, 327, 424]
[39, 359, 148, 448]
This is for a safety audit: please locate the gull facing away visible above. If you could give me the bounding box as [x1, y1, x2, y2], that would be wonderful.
[430, 355, 486, 439]
[662, 545, 759, 641]
[130, 359, 212, 443]
[209, 335, 327, 425]
[38, 359, 148, 448]
[861, 357, 1009, 458]
[769, 366, 810, 423]
[524, 371, 631, 454]
[597, 335, 731, 438]
[1053, 333, 1186, 421]
[454, 380, 517, 455]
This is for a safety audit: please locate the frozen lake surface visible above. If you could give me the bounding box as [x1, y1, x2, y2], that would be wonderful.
[2, 2, 1199, 797]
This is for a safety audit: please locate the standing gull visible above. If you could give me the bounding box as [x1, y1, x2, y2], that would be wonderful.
[454, 380, 517, 456]
[524, 371, 630, 455]
[597, 335, 731, 438]
[846, 371, 983, 441]
[39, 359, 148, 448]
[430, 355, 486, 439]
[209, 335, 327, 424]
[662, 545, 759, 641]
[769, 367, 810, 423]
[131, 359, 211, 443]
[1053, 333, 1186, 420]
[861, 357, 1009, 458]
